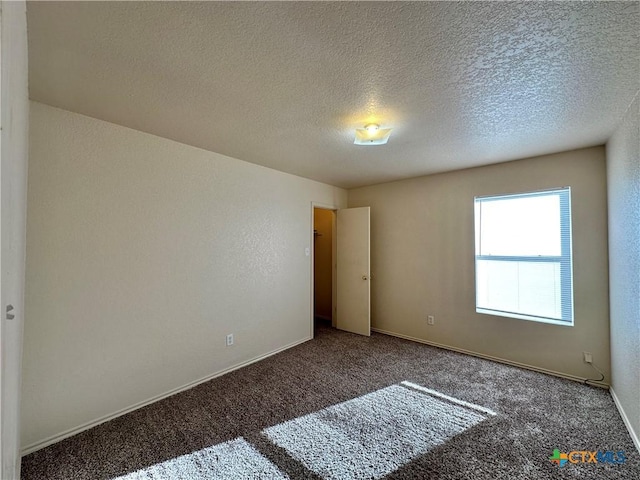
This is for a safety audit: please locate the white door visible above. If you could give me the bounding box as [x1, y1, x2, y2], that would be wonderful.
[336, 207, 370, 336]
[1, 2, 29, 478]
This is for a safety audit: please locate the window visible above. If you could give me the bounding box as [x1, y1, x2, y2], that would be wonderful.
[474, 188, 573, 326]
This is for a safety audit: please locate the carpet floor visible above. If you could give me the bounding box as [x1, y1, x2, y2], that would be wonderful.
[21, 324, 639, 479]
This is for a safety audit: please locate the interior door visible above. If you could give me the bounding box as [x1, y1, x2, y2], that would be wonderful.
[1, 2, 29, 478]
[336, 207, 370, 336]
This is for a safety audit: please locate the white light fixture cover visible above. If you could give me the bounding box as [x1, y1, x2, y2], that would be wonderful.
[354, 125, 392, 145]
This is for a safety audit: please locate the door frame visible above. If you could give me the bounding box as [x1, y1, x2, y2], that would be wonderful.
[310, 202, 338, 338]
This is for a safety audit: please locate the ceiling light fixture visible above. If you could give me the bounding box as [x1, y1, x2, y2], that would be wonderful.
[354, 123, 392, 146]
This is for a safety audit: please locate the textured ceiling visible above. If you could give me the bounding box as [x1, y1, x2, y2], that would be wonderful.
[27, 1, 639, 188]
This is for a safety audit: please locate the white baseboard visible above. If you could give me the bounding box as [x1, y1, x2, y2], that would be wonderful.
[371, 328, 609, 388]
[21, 336, 312, 456]
[610, 387, 640, 454]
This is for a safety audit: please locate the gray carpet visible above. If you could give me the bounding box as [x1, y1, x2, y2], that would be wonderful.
[21, 324, 639, 479]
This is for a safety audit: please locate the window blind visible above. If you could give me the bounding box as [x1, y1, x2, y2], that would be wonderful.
[474, 188, 574, 326]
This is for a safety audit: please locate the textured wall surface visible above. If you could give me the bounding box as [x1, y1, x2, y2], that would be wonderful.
[22, 102, 346, 449]
[26, 1, 639, 187]
[607, 94, 640, 447]
[349, 147, 610, 381]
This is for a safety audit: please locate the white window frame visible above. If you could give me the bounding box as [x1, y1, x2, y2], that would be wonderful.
[474, 188, 574, 326]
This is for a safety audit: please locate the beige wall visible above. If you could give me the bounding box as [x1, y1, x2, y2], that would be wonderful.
[348, 147, 610, 381]
[313, 208, 333, 320]
[22, 102, 347, 450]
[607, 94, 640, 449]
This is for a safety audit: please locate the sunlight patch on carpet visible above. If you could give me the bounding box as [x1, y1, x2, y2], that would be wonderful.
[401, 381, 497, 416]
[112, 437, 288, 480]
[263, 383, 494, 480]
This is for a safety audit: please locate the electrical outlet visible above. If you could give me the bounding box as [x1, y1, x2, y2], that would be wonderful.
[583, 351, 593, 364]
[427, 315, 435, 325]
[226, 334, 234, 346]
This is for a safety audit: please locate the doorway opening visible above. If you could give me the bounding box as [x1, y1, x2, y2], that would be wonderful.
[313, 207, 336, 334]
